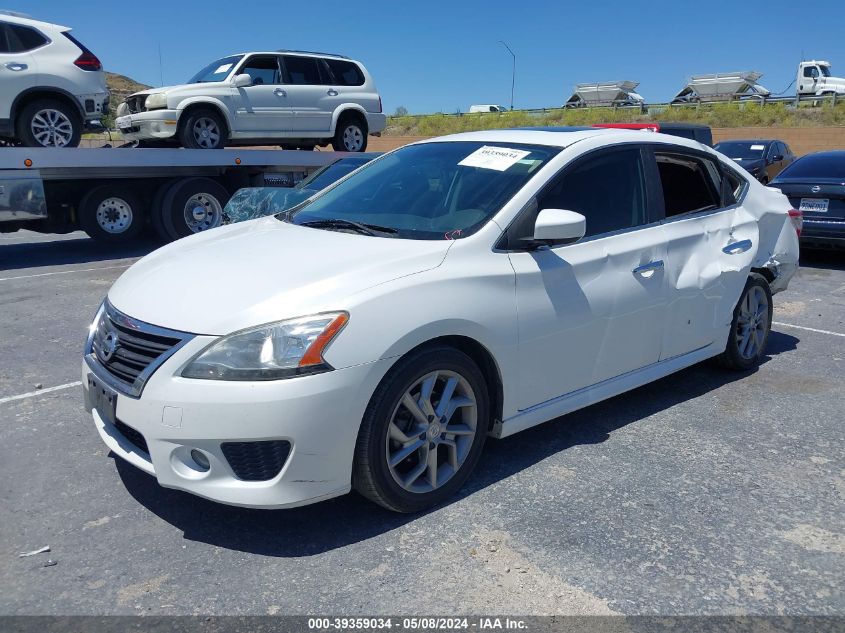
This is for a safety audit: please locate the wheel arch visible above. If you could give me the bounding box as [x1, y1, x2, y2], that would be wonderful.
[11, 87, 85, 124]
[330, 105, 368, 134]
[379, 334, 504, 432]
[176, 98, 233, 138]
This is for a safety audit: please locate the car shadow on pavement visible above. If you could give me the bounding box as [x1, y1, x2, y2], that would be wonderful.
[799, 248, 845, 271]
[0, 235, 161, 271]
[115, 330, 799, 557]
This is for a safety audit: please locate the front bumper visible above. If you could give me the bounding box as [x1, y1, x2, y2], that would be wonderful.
[116, 110, 180, 140]
[82, 335, 392, 509]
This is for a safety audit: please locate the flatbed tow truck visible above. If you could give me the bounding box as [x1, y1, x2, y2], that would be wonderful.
[0, 148, 340, 243]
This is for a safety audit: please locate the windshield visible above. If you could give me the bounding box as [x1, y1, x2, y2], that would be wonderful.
[821, 65, 831, 77]
[283, 141, 560, 239]
[188, 55, 243, 83]
[714, 141, 768, 160]
[297, 158, 372, 191]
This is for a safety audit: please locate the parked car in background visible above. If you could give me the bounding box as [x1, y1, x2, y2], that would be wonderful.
[115, 50, 385, 151]
[714, 139, 795, 183]
[84, 128, 799, 513]
[593, 122, 713, 146]
[771, 150, 845, 249]
[0, 11, 108, 147]
[224, 154, 378, 223]
[469, 104, 507, 113]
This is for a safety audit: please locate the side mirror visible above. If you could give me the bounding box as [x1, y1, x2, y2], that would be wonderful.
[232, 73, 252, 88]
[531, 209, 586, 247]
[771, 154, 784, 162]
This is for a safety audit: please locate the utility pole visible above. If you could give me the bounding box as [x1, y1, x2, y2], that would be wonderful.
[498, 40, 515, 111]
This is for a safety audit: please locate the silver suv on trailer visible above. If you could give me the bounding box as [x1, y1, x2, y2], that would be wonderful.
[116, 50, 386, 152]
[0, 11, 108, 147]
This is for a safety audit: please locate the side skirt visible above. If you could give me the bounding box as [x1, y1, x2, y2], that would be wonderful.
[491, 342, 722, 439]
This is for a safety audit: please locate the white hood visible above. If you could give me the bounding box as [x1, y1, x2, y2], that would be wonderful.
[108, 217, 452, 335]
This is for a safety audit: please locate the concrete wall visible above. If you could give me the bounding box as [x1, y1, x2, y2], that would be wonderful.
[367, 128, 845, 156]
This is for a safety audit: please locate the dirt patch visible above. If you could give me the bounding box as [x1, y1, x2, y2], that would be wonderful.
[781, 525, 845, 554]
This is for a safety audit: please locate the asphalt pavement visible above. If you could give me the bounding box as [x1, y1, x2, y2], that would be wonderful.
[1, 230, 843, 616]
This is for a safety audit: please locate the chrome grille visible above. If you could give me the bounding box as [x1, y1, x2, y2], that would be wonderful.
[85, 301, 193, 398]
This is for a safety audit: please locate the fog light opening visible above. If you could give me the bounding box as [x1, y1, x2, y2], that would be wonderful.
[190, 449, 210, 472]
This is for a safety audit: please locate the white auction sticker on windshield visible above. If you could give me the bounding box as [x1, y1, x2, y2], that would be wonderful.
[459, 146, 531, 171]
[750, 144, 766, 150]
[214, 63, 233, 74]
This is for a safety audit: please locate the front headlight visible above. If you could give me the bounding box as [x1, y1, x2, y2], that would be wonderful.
[181, 312, 348, 381]
[144, 93, 168, 110]
[116, 102, 128, 117]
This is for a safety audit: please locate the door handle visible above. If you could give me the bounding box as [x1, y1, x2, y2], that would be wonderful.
[722, 239, 752, 255]
[5, 62, 28, 71]
[327, 89, 339, 96]
[273, 88, 287, 97]
[632, 260, 664, 276]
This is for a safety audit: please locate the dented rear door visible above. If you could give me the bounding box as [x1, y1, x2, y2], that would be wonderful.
[652, 147, 756, 360]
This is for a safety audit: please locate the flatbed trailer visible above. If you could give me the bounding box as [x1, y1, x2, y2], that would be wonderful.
[0, 148, 341, 243]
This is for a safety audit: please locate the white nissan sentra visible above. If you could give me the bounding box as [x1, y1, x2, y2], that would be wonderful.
[83, 128, 800, 512]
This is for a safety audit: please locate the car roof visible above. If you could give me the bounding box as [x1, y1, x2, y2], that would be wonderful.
[421, 127, 715, 151]
[715, 139, 776, 144]
[231, 50, 354, 61]
[0, 11, 68, 30]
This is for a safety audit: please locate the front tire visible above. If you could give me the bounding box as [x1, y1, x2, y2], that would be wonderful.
[78, 185, 146, 243]
[716, 274, 773, 370]
[353, 346, 489, 512]
[178, 108, 227, 149]
[331, 115, 368, 152]
[17, 99, 82, 148]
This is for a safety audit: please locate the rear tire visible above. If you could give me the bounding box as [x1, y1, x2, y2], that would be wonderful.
[178, 108, 227, 149]
[353, 346, 489, 513]
[331, 114, 368, 152]
[79, 185, 146, 243]
[16, 99, 82, 148]
[715, 274, 772, 371]
[160, 177, 230, 240]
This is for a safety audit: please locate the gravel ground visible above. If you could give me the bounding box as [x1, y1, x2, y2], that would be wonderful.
[1, 231, 843, 616]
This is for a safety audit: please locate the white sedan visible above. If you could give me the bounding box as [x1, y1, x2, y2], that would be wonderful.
[83, 128, 800, 512]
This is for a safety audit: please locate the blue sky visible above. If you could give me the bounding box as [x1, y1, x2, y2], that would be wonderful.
[22, 0, 845, 114]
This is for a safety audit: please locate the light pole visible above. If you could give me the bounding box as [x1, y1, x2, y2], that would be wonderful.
[498, 40, 515, 111]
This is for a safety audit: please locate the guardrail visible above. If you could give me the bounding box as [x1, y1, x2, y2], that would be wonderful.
[392, 93, 841, 119]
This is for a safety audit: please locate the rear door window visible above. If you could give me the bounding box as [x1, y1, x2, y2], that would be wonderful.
[282, 55, 322, 85]
[654, 150, 723, 217]
[325, 59, 365, 86]
[538, 147, 648, 238]
[5, 23, 49, 52]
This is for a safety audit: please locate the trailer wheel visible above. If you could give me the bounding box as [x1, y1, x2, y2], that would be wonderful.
[150, 181, 176, 241]
[161, 177, 230, 240]
[79, 186, 146, 243]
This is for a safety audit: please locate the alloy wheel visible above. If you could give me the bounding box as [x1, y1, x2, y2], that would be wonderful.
[192, 117, 221, 149]
[385, 370, 478, 493]
[31, 109, 74, 147]
[736, 285, 769, 360]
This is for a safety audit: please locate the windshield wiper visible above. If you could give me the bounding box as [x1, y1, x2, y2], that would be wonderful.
[300, 218, 398, 236]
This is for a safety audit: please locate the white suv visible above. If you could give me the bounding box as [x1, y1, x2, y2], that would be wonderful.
[116, 51, 386, 151]
[0, 11, 108, 147]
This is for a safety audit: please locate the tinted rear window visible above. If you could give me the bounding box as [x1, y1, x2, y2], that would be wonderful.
[326, 59, 365, 86]
[778, 154, 845, 180]
[4, 22, 48, 52]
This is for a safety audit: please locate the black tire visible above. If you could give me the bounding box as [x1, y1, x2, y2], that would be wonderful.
[150, 180, 177, 241]
[353, 346, 489, 513]
[178, 108, 227, 149]
[78, 185, 146, 243]
[161, 177, 230, 240]
[16, 99, 82, 148]
[715, 274, 773, 371]
[331, 114, 368, 152]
